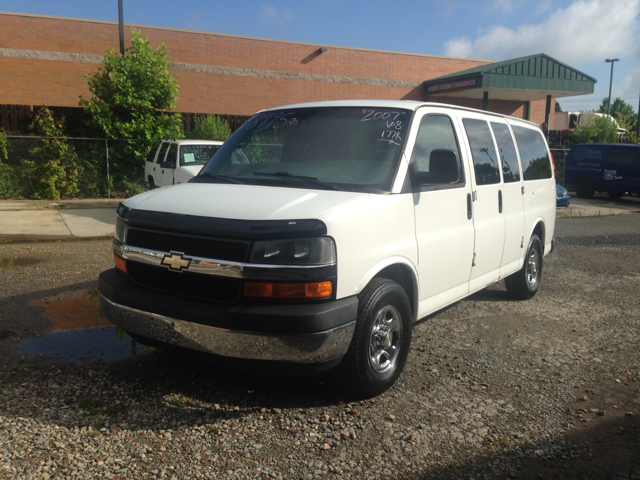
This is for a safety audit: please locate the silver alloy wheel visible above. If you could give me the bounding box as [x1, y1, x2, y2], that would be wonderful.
[369, 305, 402, 373]
[526, 247, 540, 289]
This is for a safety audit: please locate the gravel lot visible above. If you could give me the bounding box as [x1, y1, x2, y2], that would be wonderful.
[1, 214, 639, 480]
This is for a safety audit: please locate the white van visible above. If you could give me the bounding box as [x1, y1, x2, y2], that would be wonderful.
[99, 100, 556, 397]
[144, 139, 223, 189]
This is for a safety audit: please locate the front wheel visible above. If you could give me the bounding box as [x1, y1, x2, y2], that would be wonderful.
[505, 234, 543, 300]
[337, 278, 412, 398]
[148, 176, 157, 189]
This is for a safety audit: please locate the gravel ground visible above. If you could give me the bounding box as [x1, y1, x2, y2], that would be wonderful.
[0, 215, 639, 479]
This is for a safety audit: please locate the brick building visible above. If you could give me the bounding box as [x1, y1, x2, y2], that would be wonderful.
[0, 12, 595, 133]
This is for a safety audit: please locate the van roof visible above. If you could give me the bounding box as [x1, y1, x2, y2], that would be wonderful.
[262, 100, 539, 128]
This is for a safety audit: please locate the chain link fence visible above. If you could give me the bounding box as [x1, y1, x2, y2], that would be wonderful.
[0, 136, 148, 199]
[549, 148, 567, 187]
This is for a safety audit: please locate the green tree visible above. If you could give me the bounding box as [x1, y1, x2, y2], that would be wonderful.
[555, 101, 562, 112]
[79, 28, 182, 187]
[24, 107, 80, 199]
[597, 96, 638, 133]
[573, 114, 619, 144]
[187, 114, 232, 141]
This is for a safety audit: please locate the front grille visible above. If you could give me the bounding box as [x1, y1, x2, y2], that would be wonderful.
[127, 229, 249, 262]
[127, 262, 242, 303]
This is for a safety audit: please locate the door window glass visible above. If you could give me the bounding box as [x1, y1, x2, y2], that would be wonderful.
[606, 147, 638, 165]
[462, 118, 500, 185]
[490, 122, 521, 183]
[411, 115, 463, 187]
[512, 126, 552, 181]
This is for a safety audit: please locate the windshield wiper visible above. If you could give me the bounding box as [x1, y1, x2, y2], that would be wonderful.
[196, 172, 244, 184]
[252, 171, 338, 190]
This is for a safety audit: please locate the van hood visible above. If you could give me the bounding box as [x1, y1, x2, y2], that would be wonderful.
[124, 183, 367, 220]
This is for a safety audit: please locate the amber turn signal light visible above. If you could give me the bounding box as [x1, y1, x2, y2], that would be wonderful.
[114, 254, 127, 273]
[244, 281, 332, 298]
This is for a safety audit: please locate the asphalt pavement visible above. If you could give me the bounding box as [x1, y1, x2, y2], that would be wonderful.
[0, 193, 639, 242]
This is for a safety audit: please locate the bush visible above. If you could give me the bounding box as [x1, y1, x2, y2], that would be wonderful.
[573, 115, 619, 144]
[187, 115, 232, 141]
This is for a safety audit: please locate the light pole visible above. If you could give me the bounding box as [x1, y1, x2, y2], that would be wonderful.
[605, 58, 619, 115]
[118, 0, 125, 56]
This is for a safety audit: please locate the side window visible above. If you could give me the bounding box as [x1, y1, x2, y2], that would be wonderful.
[490, 122, 521, 183]
[146, 143, 160, 163]
[512, 126, 552, 181]
[606, 147, 638, 165]
[156, 142, 171, 163]
[164, 143, 178, 166]
[462, 118, 500, 186]
[411, 115, 464, 187]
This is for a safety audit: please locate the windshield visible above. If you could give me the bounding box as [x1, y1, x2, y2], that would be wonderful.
[179, 144, 221, 166]
[196, 106, 412, 192]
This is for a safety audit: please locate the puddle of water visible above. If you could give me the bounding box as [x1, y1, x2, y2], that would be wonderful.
[17, 326, 148, 363]
[0, 258, 43, 267]
[29, 289, 111, 330]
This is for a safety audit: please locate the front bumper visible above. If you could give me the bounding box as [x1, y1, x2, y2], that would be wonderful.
[98, 268, 357, 365]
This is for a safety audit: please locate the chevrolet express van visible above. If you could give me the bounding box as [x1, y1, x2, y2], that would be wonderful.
[564, 143, 640, 199]
[99, 100, 556, 397]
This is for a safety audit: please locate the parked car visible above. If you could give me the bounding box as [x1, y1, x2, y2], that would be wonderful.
[145, 139, 223, 189]
[556, 184, 571, 207]
[99, 100, 556, 397]
[564, 143, 640, 199]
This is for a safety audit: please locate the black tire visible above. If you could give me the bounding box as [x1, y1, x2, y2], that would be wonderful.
[337, 278, 412, 398]
[148, 176, 156, 189]
[608, 190, 624, 199]
[575, 177, 595, 199]
[505, 234, 543, 300]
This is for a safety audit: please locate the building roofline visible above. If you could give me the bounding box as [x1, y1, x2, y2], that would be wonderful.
[0, 11, 494, 63]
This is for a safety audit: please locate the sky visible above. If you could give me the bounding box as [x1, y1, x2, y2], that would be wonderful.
[1, 0, 639, 113]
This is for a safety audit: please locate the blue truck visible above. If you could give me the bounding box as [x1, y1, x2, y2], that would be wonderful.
[564, 143, 640, 199]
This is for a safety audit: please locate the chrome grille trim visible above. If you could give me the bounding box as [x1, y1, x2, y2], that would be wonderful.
[113, 239, 335, 280]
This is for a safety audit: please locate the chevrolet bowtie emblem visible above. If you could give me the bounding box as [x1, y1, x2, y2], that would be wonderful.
[161, 251, 191, 272]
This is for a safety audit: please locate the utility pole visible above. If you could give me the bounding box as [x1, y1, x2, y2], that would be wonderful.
[118, 0, 125, 56]
[605, 58, 619, 115]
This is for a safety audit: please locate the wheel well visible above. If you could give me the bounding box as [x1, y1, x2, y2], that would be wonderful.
[533, 222, 545, 249]
[575, 174, 592, 183]
[374, 264, 416, 320]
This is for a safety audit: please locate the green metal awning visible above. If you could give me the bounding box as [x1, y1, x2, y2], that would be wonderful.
[423, 53, 596, 102]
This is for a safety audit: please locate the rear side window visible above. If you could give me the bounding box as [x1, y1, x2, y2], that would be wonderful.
[462, 118, 500, 185]
[512, 126, 552, 181]
[490, 122, 520, 183]
[146, 143, 160, 163]
[606, 147, 638, 165]
[156, 142, 171, 163]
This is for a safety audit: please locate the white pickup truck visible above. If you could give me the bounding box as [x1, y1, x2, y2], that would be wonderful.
[144, 139, 223, 189]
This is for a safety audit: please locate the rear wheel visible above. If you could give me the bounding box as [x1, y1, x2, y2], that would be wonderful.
[148, 176, 156, 189]
[337, 278, 412, 398]
[575, 177, 595, 199]
[505, 234, 543, 300]
[608, 190, 624, 199]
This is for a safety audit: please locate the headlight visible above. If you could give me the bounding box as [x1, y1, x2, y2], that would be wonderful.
[114, 217, 127, 243]
[249, 237, 336, 265]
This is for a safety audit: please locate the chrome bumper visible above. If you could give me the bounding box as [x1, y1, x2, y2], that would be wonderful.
[100, 294, 355, 364]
